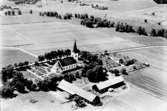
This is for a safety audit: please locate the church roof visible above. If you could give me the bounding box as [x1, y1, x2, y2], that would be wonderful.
[73, 40, 79, 53]
[59, 57, 77, 67]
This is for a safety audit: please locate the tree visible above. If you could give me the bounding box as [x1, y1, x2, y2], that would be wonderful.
[121, 68, 128, 75]
[38, 55, 45, 61]
[65, 49, 71, 56]
[144, 19, 148, 23]
[29, 10, 33, 14]
[119, 59, 124, 64]
[150, 29, 157, 37]
[18, 10, 22, 15]
[86, 65, 108, 83]
[75, 71, 81, 79]
[0, 85, 15, 98]
[34, 61, 39, 66]
[15, 81, 26, 93]
[11, 10, 15, 16]
[115, 23, 120, 32]
[112, 69, 120, 76]
[9, 71, 26, 93]
[1, 65, 14, 83]
[37, 80, 49, 91]
[157, 29, 165, 37]
[137, 26, 147, 36]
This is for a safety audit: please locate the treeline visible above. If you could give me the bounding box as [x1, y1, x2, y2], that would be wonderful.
[74, 14, 167, 38]
[38, 11, 167, 39]
[39, 11, 73, 20]
[150, 28, 167, 37]
[4, 9, 22, 16]
[153, 0, 167, 4]
[115, 22, 167, 38]
[74, 13, 115, 28]
[38, 49, 71, 61]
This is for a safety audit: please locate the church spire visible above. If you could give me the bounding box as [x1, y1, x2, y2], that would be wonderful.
[73, 40, 79, 53]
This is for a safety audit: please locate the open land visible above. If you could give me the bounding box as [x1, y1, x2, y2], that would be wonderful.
[1, 0, 167, 111]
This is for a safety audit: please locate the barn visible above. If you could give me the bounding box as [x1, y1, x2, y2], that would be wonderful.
[57, 80, 102, 106]
[92, 76, 126, 94]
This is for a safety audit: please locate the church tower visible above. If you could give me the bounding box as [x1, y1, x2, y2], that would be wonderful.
[71, 40, 79, 61]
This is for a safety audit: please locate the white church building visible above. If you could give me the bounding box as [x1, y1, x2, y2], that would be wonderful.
[51, 40, 80, 74]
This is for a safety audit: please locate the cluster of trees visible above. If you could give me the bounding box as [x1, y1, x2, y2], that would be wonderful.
[115, 22, 167, 38]
[14, 61, 31, 71]
[136, 26, 148, 36]
[119, 58, 137, 66]
[79, 51, 107, 82]
[91, 4, 108, 10]
[74, 13, 114, 28]
[63, 73, 78, 83]
[79, 51, 102, 66]
[0, 69, 37, 98]
[115, 23, 147, 36]
[74, 13, 89, 19]
[110, 68, 128, 76]
[1, 61, 31, 75]
[86, 65, 108, 83]
[39, 11, 62, 19]
[115, 23, 135, 33]
[150, 28, 167, 38]
[0, 65, 63, 98]
[4, 10, 22, 16]
[13, 0, 40, 5]
[39, 11, 73, 20]
[153, 0, 167, 4]
[37, 75, 63, 91]
[38, 49, 71, 61]
[80, 16, 115, 28]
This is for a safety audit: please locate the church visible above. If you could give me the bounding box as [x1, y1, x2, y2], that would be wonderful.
[51, 40, 80, 74]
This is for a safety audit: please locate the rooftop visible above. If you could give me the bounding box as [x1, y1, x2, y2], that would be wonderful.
[57, 80, 97, 102]
[59, 57, 77, 67]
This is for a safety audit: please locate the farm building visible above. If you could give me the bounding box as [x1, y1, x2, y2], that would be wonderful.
[92, 76, 126, 94]
[57, 80, 102, 106]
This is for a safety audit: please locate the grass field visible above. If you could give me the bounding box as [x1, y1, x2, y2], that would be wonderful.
[0, 48, 37, 68]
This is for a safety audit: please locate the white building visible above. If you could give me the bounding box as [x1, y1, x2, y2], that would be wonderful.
[92, 76, 126, 94]
[51, 40, 79, 73]
[51, 57, 78, 73]
[57, 80, 102, 105]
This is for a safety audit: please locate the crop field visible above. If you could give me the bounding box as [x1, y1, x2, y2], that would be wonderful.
[96, 28, 167, 46]
[1, 21, 143, 56]
[119, 47, 167, 100]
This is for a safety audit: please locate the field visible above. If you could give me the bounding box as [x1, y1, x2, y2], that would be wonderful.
[1, 0, 167, 111]
[0, 48, 37, 68]
[119, 47, 167, 99]
[1, 21, 143, 56]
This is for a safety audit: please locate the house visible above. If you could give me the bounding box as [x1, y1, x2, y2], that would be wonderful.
[92, 76, 126, 94]
[51, 40, 79, 73]
[57, 80, 102, 106]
